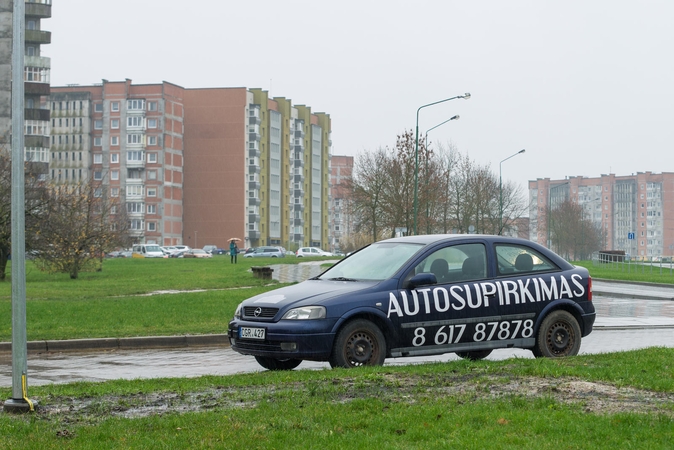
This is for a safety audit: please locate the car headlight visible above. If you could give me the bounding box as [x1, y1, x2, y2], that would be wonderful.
[281, 306, 326, 320]
[233, 303, 243, 319]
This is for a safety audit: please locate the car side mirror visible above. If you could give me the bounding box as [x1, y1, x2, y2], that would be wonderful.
[406, 273, 437, 289]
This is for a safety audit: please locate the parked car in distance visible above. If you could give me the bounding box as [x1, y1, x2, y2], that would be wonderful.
[173, 245, 191, 253]
[202, 245, 218, 254]
[229, 234, 596, 371]
[243, 246, 285, 258]
[183, 248, 213, 258]
[132, 244, 166, 258]
[296, 247, 333, 257]
[161, 246, 180, 256]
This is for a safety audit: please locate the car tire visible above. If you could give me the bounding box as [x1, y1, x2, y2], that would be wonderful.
[329, 319, 386, 368]
[534, 310, 581, 358]
[254, 356, 302, 371]
[455, 349, 493, 361]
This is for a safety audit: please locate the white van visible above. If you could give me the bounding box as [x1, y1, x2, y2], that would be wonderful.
[132, 244, 166, 258]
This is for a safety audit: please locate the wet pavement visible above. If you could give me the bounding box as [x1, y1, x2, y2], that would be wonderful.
[1, 264, 674, 387]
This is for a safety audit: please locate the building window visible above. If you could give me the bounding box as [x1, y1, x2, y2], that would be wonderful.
[127, 185, 144, 197]
[130, 219, 144, 230]
[147, 188, 157, 197]
[111, 136, 119, 146]
[127, 99, 145, 110]
[111, 153, 119, 163]
[94, 137, 102, 147]
[147, 101, 158, 111]
[147, 118, 157, 128]
[148, 170, 157, 180]
[147, 153, 157, 163]
[147, 136, 157, 146]
[111, 102, 119, 112]
[94, 103, 103, 113]
[127, 116, 144, 127]
[147, 222, 156, 232]
[147, 204, 156, 214]
[93, 154, 102, 164]
[111, 119, 119, 129]
[111, 170, 119, 181]
[93, 171, 102, 180]
[94, 120, 103, 130]
[127, 134, 143, 144]
[127, 151, 144, 162]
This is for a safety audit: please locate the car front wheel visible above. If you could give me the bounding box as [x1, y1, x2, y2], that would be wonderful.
[254, 356, 302, 371]
[533, 310, 581, 358]
[329, 319, 386, 368]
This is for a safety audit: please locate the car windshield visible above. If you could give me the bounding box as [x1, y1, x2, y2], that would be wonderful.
[146, 245, 162, 252]
[318, 242, 424, 281]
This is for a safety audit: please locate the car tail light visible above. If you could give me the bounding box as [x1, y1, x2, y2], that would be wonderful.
[588, 277, 592, 301]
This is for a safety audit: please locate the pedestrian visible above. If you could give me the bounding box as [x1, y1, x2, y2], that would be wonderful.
[229, 240, 238, 264]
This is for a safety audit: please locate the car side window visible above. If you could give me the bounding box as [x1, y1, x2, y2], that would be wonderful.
[407, 243, 487, 284]
[495, 244, 557, 276]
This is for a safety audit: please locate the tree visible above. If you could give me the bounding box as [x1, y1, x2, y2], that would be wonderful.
[30, 179, 130, 279]
[548, 200, 603, 260]
[0, 143, 50, 281]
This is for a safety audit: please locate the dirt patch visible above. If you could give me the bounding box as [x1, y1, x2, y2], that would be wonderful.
[27, 374, 674, 422]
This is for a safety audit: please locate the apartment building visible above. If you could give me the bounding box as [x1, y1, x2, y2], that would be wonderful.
[51, 81, 332, 251]
[0, 0, 51, 170]
[329, 155, 353, 253]
[529, 172, 674, 258]
[50, 80, 186, 246]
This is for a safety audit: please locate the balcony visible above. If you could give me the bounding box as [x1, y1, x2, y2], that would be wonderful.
[24, 82, 50, 96]
[293, 174, 304, 183]
[24, 108, 49, 121]
[126, 159, 146, 168]
[248, 197, 261, 207]
[249, 131, 260, 142]
[293, 233, 304, 242]
[248, 231, 261, 240]
[248, 213, 260, 224]
[248, 164, 260, 175]
[248, 181, 260, 191]
[24, 135, 49, 148]
[293, 218, 303, 227]
[26, 1, 52, 19]
[25, 29, 51, 45]
[294, 158, 304, 169]
[249, 147, 260, 159]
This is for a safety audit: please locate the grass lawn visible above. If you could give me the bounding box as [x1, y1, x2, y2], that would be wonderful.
[0, 347, 673, 448]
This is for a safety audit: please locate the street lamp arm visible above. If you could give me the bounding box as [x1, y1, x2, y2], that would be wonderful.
[414, 93, 470, 235]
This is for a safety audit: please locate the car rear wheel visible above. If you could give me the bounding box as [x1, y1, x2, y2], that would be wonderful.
[534, 310, 581, 358]
[329, 319, 386, 368]
[254, 356, 302, 371]
[455, 349, 493, 361]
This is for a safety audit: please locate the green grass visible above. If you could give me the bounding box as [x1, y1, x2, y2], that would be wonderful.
[1, 348, 673, 449]
[0, 258, 288, 341]
[574, 260, 674, 285]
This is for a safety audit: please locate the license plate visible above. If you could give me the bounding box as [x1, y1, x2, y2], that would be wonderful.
[239, 327, 265, 340]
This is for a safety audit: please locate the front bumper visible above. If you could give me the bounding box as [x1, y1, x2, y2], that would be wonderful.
[228, 318, 338, 361]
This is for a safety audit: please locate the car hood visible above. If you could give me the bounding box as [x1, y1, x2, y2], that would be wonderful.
[243, 280, 377, 308]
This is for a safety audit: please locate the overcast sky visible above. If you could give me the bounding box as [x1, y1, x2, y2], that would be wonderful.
[46, 0, 673, 194]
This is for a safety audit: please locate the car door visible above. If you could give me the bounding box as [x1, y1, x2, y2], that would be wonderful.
[387, 241, 494, 357]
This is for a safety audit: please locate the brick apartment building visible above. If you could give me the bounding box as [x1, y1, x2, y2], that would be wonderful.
[50, 80, 332, 252]
[529, 173, 674, 258]
[329, 155, 353, 253]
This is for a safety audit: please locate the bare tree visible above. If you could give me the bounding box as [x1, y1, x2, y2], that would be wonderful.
[0, 143, 50, 280]
[31, 179, 130, 279]
[548, 200, 603, 259]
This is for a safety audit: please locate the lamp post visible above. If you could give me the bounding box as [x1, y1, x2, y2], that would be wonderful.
[414, 93, 470, 235]
[498, 149, 526, 235]
[423, 115, 460, 233]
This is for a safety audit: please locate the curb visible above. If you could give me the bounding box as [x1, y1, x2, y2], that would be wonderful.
[0, 334, 231, 354]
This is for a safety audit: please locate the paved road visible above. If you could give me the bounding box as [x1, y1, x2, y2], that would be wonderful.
[2, 294, 674, 387]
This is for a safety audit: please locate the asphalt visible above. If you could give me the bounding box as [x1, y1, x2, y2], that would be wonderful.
[2, 265, 673, 354]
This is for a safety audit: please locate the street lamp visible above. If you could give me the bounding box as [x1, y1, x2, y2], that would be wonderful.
[498, 149, 526, 235]
[414, 93, 470, 235]
[424, 115, 460, 233]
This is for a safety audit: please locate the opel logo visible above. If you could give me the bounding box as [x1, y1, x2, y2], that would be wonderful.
[254, 307, 262, 317]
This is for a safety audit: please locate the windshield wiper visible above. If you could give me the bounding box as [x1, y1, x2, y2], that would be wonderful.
[327, 277, 358, 282]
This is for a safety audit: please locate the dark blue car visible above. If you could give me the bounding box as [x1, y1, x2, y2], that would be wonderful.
[228, 235, 595, 370]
